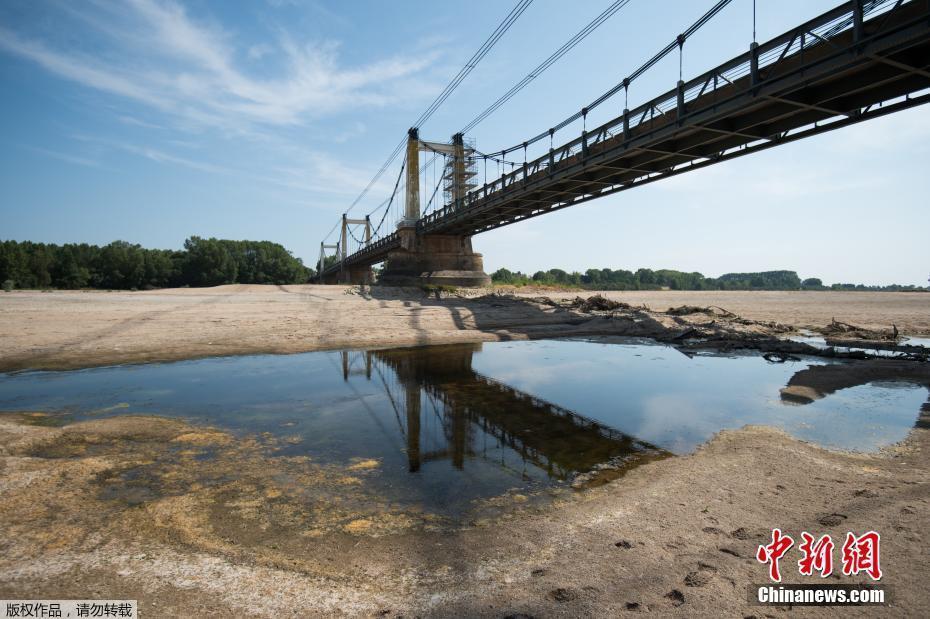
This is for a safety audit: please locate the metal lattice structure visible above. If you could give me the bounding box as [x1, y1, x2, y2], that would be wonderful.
[442, 136, 477, 211]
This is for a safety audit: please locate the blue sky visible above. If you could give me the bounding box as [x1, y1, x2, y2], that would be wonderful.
[1, 0, 927, 285]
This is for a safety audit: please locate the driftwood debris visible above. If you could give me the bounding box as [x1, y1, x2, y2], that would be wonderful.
[673, 327, 699, 340]
[666, 305, 738, 318]
[824, 317, 899, 341]
[569, 294, 633, 312]
[666, 305, 713, 316]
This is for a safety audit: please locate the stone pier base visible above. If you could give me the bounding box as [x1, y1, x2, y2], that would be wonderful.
[379, 228, 490, 288]
[321, 266, 373, 285]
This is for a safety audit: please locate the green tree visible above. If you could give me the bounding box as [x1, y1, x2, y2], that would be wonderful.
[801, 277, 823, 289]
[181, 236, 238, 286]
[96, 241, 146, 289]
[52, 246, 90, 288]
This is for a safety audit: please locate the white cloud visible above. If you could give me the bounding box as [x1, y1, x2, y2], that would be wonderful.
[127, 144, 231, 175]
[0, 0, 441, 130]
[0, 27, 170, 107]
[70, 133, 231, 175]
[21, 145, 103, 169]
[118, 115, 164, 130]
[69, 132, 390, 202]
[332, 121, 366, 143]
[0, 0, 444, 225]
[247, 43, 274, 61]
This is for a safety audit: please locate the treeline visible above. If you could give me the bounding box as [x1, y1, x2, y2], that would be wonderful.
[1, 237, 311, 290]
[491, 267, 926, 292]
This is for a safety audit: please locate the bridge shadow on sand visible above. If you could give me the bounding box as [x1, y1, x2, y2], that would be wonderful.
[358, 285, 632, 347]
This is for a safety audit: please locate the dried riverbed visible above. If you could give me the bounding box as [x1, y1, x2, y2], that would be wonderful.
[0, 285, 928, 616]
[1, 285, 928, 372]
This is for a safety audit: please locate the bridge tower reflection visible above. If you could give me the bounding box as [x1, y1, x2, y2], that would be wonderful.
[339, 343, 668, 480]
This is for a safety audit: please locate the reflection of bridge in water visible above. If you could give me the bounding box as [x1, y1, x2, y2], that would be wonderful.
[338, 343, 668, 478]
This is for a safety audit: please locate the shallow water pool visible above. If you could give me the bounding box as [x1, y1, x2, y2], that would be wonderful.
[0, 338, 924, 520]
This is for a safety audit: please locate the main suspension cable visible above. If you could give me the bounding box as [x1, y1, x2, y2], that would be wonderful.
[325, 0, 534, 240]
[460, 0, 635, 135]
[413, 0, 534, 129]
[480, 0, 734, 158]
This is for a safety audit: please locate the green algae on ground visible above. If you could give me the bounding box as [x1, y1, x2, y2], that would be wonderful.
[0, 413, 505, 572]
[4, 411, 72, 427]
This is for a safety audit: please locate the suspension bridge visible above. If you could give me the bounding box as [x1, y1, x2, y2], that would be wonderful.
[318, 0, 930, 285]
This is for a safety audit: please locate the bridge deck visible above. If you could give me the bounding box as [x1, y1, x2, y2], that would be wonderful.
[323, 0, 930, 277]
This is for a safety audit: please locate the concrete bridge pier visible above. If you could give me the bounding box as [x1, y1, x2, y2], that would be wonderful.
[320, 265, 372, 285]
[344, 265, 374, 285]
[380, 226, 490, 287]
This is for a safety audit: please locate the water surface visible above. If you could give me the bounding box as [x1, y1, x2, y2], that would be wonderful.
[0, 339, 925, 519]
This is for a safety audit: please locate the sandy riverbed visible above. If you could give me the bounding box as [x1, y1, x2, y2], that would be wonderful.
[1, 285, 927, 372]
[536, 289, 930, 336]
[0, 285, 928, 616]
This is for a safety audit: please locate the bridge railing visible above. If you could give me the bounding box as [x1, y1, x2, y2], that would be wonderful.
[321, 231, 400, 275]
[418, 0, 910, 231]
